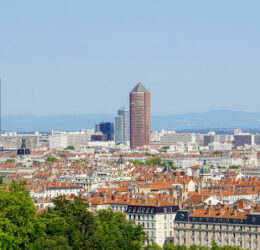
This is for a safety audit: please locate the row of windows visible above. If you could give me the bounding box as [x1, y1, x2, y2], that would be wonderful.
[128, 214, 154, 220]
[128, 206, 175, 214]
[178, 229, 258, 239]
[112, 206, 125, 212]
[136, 222, 154, 228]
[176, 223, 258, 232]
[189, 238, 258, 249]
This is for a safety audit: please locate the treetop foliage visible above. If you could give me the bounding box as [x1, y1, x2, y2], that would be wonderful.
[0, 181, 147, 249]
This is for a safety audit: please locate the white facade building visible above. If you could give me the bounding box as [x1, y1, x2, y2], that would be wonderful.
[49, 134, 68, 150]
[208, 142, 233, 151]
[126, 205, 179, 247]
[160, 133, 196, 146]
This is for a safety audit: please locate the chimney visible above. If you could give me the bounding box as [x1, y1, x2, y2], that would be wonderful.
[219, 207, 224, 216]
[238, 201, 245, 209]
[197, 184, 201, 194]
[207, 201, 212, 215]
[231, 206, 238, 216]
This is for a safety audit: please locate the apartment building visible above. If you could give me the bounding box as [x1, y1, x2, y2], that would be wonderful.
[174, 205, 260, 249]
[126, 204, 179, 247]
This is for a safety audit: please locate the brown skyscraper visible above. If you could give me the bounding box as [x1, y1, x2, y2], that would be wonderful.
[130, 82, 151, 149]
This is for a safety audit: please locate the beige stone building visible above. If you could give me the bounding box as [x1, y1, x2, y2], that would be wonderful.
[174, 204, 260, 249]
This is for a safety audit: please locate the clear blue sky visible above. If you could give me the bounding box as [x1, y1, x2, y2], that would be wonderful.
[0, 0, 259, 115]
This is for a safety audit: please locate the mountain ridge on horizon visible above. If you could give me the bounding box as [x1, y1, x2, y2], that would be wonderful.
[2, 110, 260, 132]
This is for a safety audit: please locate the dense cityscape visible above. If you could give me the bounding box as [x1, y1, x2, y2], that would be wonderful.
[1, 0, 260, 249]
[0, 82, 259, 249]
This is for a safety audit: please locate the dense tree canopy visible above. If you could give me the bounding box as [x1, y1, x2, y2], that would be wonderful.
[0, 181, 147, 249]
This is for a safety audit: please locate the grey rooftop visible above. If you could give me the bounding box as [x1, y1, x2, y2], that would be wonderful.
[130, 82, 149, 93]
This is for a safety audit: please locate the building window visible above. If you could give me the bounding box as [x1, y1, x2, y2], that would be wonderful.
[164, 223, 167, 229]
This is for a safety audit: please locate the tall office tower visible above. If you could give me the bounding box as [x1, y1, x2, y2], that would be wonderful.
[115, 107, 130, 144]
[115, 116, 123, 143]
[130, 82, 151, 149]
[99, 122, 114, 141]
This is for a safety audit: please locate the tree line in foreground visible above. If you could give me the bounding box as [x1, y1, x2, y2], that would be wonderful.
[0, 180, 243, 250]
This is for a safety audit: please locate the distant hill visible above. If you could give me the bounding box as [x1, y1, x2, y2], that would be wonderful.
[2, 110, 260, 132]
[152, 110, 260, 130]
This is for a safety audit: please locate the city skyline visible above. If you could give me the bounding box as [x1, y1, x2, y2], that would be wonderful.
[0, 1, 259, 116]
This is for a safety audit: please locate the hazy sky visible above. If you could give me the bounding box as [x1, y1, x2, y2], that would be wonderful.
[0, 1, 259, 115]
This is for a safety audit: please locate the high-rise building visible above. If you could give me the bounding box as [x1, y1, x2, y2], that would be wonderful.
[115, 107, 130, 144]
[254, 134, 260, 145]
[234, 134, 253, 148]
[130, 82, 151, 149]
[99, 122, 114, 141]
[204, 135, 215, 146]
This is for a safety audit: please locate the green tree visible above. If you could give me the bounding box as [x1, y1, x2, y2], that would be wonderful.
[160, 146, 169, 153]
[145, 242, 162, 249]
[95, 209, 147, 250]
[47, 196, 96, 249]
[131, 160, 144, 166]
[0, 180, 44, 249]
[66, 145, 75, 150]
[30, 236, 71, 250]
[5, 158, 15, 163]
[163, 243, 175, 250]
[229, 165, 241, 169]
[145, 158, 164, 166]
[46, 157, 59, 162]
[59, 153, 67, 158]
